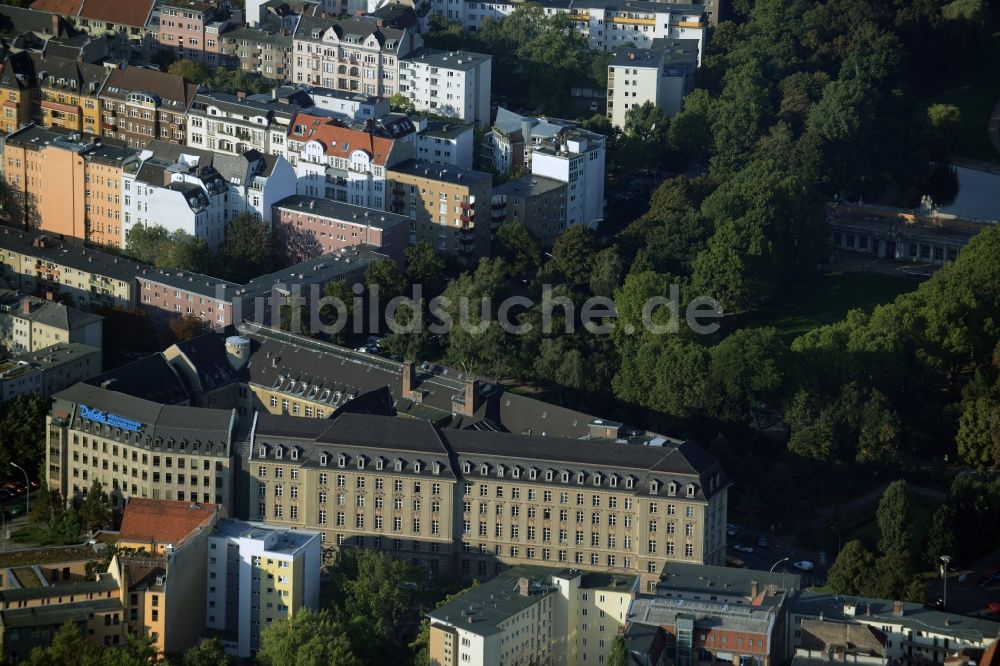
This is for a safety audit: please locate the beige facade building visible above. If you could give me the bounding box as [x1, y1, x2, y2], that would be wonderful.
[0, 289, 103, 353]
[428, 565, 636, 666]
[248, 410, 728, 585]
[491, 174, 568, 247]
[387, 159, 493, 265]
[0, 341, 101, 401]
[46, 382, 236, 508]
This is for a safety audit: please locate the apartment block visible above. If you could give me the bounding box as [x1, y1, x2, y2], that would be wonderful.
[113, 499, 221, 655]
[186, 90, 299, 158]
[1, 125, 139, 247]
[157, 0, 235, 65]
[99, 67, 200, 149]
[0, 571, 126, 663]
[398, 49, 491, 127]
[607, 41, 698, 129]
[0, 51, 109, 136]
[271, 194, 408, 263]
[491, 175, 568, 247]
[291, 15, 421, 96]
[123, 141, 296, 250]
[482, 110, 579, 176]
[455, 0, 706, 62]
[413, 118, 474, 168]
[531, 127, 606, 229]
[0, 6, 79, 64]
[219, 25, 294, 81]
[789, 593, 1000, 666]
[0, 342, 101, 401]
[428, 566, 636, 666]
[205, 518, 322, 658]
[387, 159, 492, 264]
[287, 113, 413, 208]
[32, 0, 157, 61]
[0, 228, 140, 311]
[45, 382, 236, 509]
[0, 288, 103, 353]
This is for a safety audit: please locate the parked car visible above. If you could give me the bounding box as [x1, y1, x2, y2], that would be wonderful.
[757, 536, 769, 548]
[733, 544, 754, 554]
[793, 561, 815, 571]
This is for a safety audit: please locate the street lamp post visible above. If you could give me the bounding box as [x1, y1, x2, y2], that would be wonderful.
[940, 555, 952, 610]
[770, 557, 790, 573]
[9, 463, 28, 518]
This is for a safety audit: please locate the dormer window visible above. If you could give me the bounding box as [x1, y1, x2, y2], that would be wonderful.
[545, 470, 554, 482]
[576, 472, 585, 485]
[415, 461, 423, 473]
[497, 465, 505, 478]
[320, 453, 329, 467]
[609, 475, 618, 488]
[357, 457, 365, 470]
[275, 446, 284, 460]
[593, 474, 602, 487]
[431, 462, 439, 475]
[512, 467, 521, 479]
[625, 476, 634, 490]
[394, 459, 403, 472]
[463, 462, 472, 474]
[375, 457, 384, 471]
[650, 480, 660, 495]
[667, 482, 677, 496]
[338, 454, 346, 468]
[480, 464, 489, 476]
[561, 471, 570, 483]
[290, 448, 299, 461]
[528, 468, 538, 480]
[258, 445, 267, 458]
[686, 483, 696, 498]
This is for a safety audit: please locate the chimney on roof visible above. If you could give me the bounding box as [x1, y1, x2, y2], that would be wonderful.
[893, 600, 904, 617]
[750, 580, 759, 599]
[236, 90, 247, 100]
[402, 359, 416, 398]
[518, 577, 530, 597]
[21, 299, 33, 314]
[51, 14, 61, 37]
[628, 51, 636, 61]
[459, 377, 482, 417]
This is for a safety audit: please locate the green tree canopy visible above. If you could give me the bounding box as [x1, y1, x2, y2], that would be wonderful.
[876, 480, 911, 555]
[257, 609, 360, 666]
[827, 539, 875, 596]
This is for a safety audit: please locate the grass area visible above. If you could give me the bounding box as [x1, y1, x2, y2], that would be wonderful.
[922, 13, 1000, 161]
[728, 270, 921, 344]
[0, 546, 95, 569]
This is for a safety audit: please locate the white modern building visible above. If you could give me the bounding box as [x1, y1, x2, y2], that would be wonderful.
[413, 118, 474, 168]
[455, 0, 707, 63]
[482, 109, 578, 176]
[398, 49, 492, 127]
[299, 86, 390, 122]
[532, 130, 605, 229]
[607, 41, 698, 128]
[122, 142, 296, 248]
[205, 519, 322, 658]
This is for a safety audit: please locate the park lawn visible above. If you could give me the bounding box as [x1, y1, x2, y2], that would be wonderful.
[729, 271, 921, 344]
[923, 25, 1000, 161]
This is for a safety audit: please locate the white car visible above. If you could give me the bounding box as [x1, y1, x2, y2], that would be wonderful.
[733, 545, 754, 554]
[793, 561, 815, 571]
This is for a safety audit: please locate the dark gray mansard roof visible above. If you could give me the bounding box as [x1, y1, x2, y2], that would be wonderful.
[252, 412, 723, 499]
[52, 383, 235, 457]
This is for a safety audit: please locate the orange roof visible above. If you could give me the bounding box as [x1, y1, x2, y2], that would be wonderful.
[118, 498, 219, 546]
[79, 0, 154, 28]
[30, 0, 84, 14]
[289, 113, 395, 166]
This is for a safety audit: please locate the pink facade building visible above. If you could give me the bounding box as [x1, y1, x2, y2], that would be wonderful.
[272, 195, 408, 265]
[157, 0, 234, 65]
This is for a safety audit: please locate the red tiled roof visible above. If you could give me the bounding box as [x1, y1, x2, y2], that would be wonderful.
[79, 0, 154, 29]
[30, 0, 84, 15]
[289, 113, 395, 166]
[118, 498, 219, 546]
